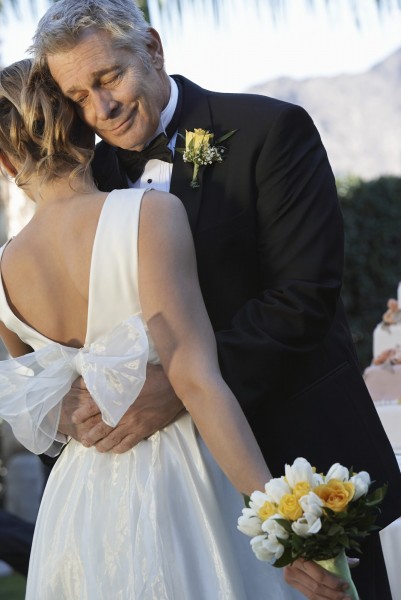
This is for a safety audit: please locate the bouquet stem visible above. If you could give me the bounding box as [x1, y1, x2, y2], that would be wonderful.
[315, 549, 359, 600]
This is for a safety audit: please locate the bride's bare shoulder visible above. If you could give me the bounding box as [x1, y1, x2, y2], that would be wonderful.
[139, 190, 189, 237]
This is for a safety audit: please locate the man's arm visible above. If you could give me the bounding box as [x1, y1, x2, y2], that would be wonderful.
[216, 102, 344, 410]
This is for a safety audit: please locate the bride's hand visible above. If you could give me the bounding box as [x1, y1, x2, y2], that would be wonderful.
[284, 558, 354, 599]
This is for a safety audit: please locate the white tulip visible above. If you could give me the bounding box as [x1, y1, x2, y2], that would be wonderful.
[251, 521, 287, 563]
[285, 457, 315, 488]
[264, 477, 291, 504]
[312, 472, 324, 486]
[237, 508, 263, 537]
[325, 463, 349, 482]
[263, 534, 285, 561]
[299, 491, 324, 517]
[249, 490, 270, 512]
[261, 515, 289, 540]
[350, 471, 371, 500]
[250, 535, 277, 562]
[292, 512, 322, 537]
[291, 494, 323, 538]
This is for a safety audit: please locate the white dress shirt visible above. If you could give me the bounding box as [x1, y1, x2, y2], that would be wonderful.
[129, 76, 179, 193]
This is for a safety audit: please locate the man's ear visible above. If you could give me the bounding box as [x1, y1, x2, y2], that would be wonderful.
[147, 28, 165, 69]
[0, 151, 18, 177]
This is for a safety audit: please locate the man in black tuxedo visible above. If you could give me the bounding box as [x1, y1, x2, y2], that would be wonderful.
[33, 1, 401, 597]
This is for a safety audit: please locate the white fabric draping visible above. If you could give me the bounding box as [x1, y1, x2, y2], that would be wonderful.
[0, 316, 148, 456]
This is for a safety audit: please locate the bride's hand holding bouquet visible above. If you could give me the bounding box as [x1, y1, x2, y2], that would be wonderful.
[238, 457, 387, 600]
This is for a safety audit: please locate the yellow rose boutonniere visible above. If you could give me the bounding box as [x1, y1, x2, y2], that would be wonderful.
[176, 128, 237, 189]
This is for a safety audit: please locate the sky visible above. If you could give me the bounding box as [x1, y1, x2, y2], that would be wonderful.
[1, 0, 401, 92]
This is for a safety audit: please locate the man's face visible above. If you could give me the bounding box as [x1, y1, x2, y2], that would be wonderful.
[47, 28, 170, 151]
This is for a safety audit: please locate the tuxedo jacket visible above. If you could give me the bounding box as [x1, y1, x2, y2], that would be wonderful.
[92, 75, 401, 527]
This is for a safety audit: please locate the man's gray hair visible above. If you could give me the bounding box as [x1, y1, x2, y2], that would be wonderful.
[31, 0, 153, 69]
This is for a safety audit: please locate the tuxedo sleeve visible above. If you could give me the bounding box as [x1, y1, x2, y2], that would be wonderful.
[215, 103, 344, 412]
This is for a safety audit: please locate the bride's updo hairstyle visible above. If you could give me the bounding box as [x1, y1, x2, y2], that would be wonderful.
[0, 59, 94, 189]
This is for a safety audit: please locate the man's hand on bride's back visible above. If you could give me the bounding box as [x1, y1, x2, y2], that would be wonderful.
[59, 365, 184, 453]
[58, 376, 105, 442]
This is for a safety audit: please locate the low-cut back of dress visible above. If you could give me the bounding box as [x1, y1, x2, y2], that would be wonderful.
[0, 189, 301, 599]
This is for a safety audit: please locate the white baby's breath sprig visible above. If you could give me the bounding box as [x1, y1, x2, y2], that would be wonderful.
[176, 128, 237, 188]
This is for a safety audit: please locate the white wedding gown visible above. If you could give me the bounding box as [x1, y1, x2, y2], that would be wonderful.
[0, 189, 303, 599]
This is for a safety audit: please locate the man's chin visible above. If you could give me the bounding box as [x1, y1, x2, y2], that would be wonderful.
[99, 134, 146, 151]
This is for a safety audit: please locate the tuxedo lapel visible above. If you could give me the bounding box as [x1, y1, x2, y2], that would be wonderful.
[170, 76, 213, 234]
[170, 144, 209, 234]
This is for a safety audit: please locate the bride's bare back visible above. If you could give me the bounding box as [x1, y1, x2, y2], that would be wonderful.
[1, 190, 107, 347]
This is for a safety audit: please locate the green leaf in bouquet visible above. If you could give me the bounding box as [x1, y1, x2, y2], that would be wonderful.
[290, 534, 305, 554]
[338, 534, 351, 547]
[327, 524, 344, 537]
[242, 494, 251, 507]
[348, 538, 363, 553]
[365, 484, 388, 506]
[271, 547, 294, 569]
[332, 510, 348, 522]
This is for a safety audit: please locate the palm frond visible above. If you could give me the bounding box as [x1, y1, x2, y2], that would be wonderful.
[1, 0, 401, 24]
[147, 0, 401, 27]
[0, 0, 46, 19]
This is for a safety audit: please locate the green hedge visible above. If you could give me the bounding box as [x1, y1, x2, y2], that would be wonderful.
[0, 574, 26, 600]
[338, 176, 401, 369]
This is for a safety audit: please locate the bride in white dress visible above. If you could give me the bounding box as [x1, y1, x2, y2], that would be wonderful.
[0, 60, 306, 599]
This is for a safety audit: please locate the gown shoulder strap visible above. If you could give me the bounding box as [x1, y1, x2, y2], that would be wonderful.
[86, 188, 147, 343]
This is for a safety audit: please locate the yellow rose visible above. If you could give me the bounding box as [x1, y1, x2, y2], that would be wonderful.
[314, 479, 355, 512]
[292, 481, 311, 499]
[186, 128, 214, 153]
[278, 494, 303, 521]
[258, 501, 277, 522]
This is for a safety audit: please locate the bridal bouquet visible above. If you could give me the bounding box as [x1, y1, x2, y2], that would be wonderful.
[237, 458, 387, 600]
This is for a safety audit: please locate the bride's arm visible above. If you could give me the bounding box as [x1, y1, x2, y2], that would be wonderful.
[138, 191, 271, 495]
[0, 321, 33, 356]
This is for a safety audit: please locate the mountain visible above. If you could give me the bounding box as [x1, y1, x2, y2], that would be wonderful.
[248, 48, 401, 179]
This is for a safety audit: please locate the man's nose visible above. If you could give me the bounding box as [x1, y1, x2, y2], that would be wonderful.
[92, 91, 118, 121]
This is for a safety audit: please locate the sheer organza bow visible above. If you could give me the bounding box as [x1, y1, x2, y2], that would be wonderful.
[0, 316, 149, 455]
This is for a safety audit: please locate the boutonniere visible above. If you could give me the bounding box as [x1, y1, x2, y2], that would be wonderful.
[176, 128, 237, 189]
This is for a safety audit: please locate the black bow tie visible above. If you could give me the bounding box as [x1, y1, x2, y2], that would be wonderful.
[116, 133, 173, 183]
